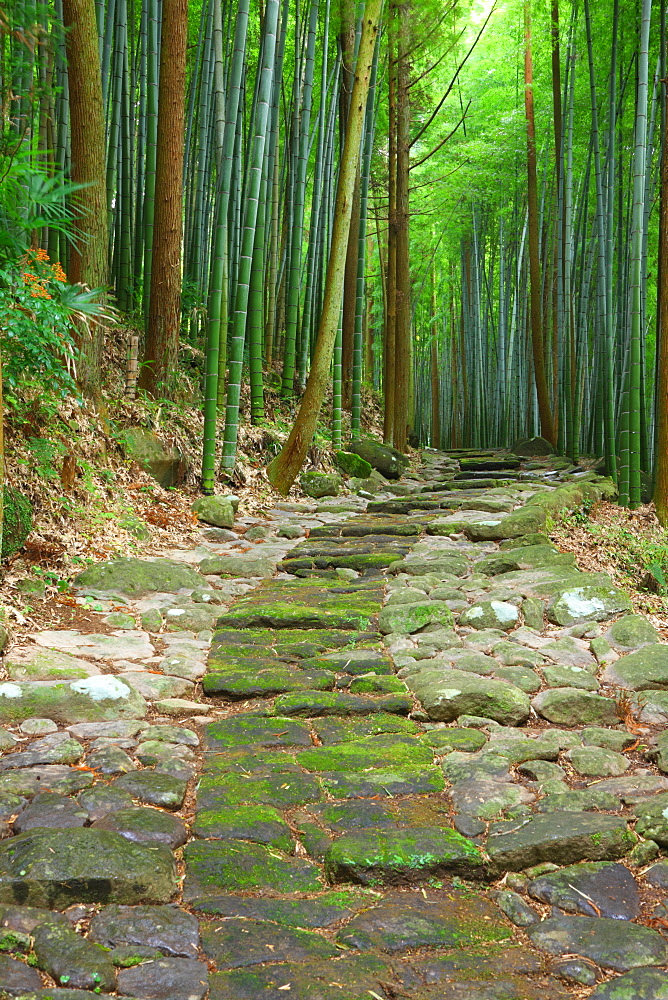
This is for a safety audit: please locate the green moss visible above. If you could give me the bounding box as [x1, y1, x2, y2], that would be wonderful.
[203, 715, 312, 750]
[349, 676, 406, 694]
[197, 771, 324, 809]
[193, 804, 294, 851]
[2, 487, 33, 560]
[296, 736, 433, 773]
[184, 840, 323, 895]
[313, 713, 418, 744]
[324, 828, 484, 885]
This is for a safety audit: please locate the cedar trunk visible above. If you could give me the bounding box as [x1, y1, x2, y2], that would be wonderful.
[393, 0, 410, 452]
[61, 0, 109, 394]
[139, 0, 188, 396]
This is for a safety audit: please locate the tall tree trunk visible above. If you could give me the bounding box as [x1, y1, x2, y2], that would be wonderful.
[656, 3, 668, 524]
[430, 263, 440, 449]
[267, 0, 383, 494]
[524, 0, 555, 444]
[61, 0, 109, 394]
[139, 0, 187, 396]
[393, 0, 410, 452]
[383, 39, 397, 445]
[339, 0, 358, 409]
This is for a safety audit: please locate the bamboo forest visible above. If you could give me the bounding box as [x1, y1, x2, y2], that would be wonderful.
[3, 0, 667, 506]
[9, 2, 668, 997]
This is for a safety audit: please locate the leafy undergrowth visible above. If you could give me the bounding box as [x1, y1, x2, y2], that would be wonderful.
[1, 323, 388, 611]
[551, 499, 668, 636]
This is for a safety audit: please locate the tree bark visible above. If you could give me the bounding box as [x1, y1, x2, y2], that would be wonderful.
[383, 38, 397, 445]
[61, 0, 109, 394]
[139, 0, 188, 396]
[524, 0, 555, 444]
[656, 5, 668, 524]
[392, 0, 410, 452]
[267, 0, 383, 495]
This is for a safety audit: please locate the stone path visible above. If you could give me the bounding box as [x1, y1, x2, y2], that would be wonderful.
[1, 448, 668, 998]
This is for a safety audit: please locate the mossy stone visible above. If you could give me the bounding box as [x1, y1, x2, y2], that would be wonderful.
[203, 715, 312, 750]
[299, 472, 342, 498]
[335, 891, 510, 951]
[567, 746, 629, 777]
[321, 766, 445, 799]
[192, 805, 293, 851]
[607, 614, 660, 649]
[296, 735, 433, 773]
[334, 451, 372, 478]
[547, 585, 632, 626]
[197, 771, 323, 809]
[192, 496, 235, 528]
[589, 969, 668, 999]
[2, 487, 33, 560]
[274, 689, 412, 717]
[465, 506, 546, 542]
[542, 664, 599, 691]
[0, 827, 176, 906]
[183, 840, 323, 899]
[201, 916, 338, 968]
[378, 601, 454, 635]
[202, 666, 333, 697]
[349, 675, 405, 694]
[189, 891, 358, 926]
[75, 557, 204, 596]
[494, 664, 542, 693]
[532, 688, 618, 726]
[582, 727, 635, 752]
[313, 714, 418, 745]
[486, 812, 635, 872]
[140, 608, 163, 632]
[0, 676, 148, 725]
[324, 827, 483, 885]
[602, 643, 668, 691]
[420, 727, 487, 752]
[460, 600, 520, 631]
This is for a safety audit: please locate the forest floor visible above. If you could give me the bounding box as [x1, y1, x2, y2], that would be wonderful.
[0, 447, 667, 998]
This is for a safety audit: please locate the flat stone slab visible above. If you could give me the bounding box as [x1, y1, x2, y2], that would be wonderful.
[528, 914, 667, 972]
[189, 893, 356, 926]
[89, 904, 200, 957]
[486, 812, 635, 872]
[528, 862, 641, 919]
[75, 557, 206, 595]
[603, 644, 668, 690]
[324, 827, 483, 885]
[589, 968, 668, 998]
[0, 953, 42, 993]
[204, 716, 313, 750]
[32, 629, 154, 661]
[0, 676, 147, 724]
[335, 890, 510, 952]
[116, 956, 209, 1000]
[183, 841, 323, 901]
[0, 828, 176, 906]
[208, 953, 393, 1000]
[5, 647, 102, 681]
[201, 917, 338, 968]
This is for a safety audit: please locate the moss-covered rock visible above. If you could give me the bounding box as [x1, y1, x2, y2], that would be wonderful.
[300, 472, 342, 498]
[532, 688, 618, 726]
[192, 496, 235, 528]
[547, 585, 632, 626]
[606, 614, 660, 650]
[121, 426, 185, 487]
[296, 735, 432, 773]
[334, 451, 372, 478]
[192, 805, 294, 851]
[347, 440, 409, 479]
[324, 827, 483, 885]
[2, 487, 33, 560]
[75, 557, 204, 596]
[183, 840, 322, 899]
